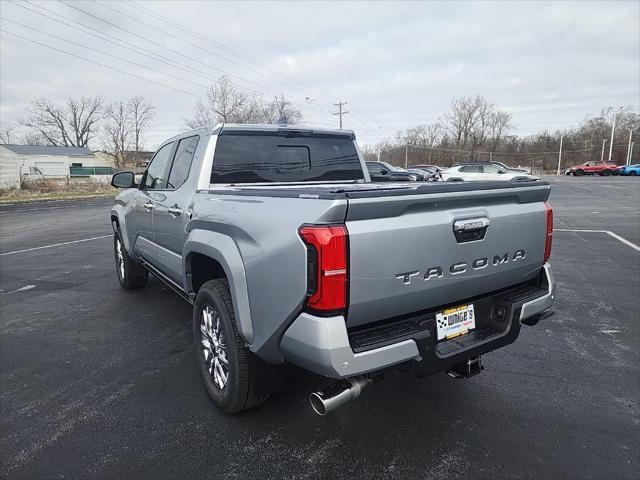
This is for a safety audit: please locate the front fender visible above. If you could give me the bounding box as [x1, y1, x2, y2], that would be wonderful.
[110, 204, 130, 252]
[184, 229, 253, 345]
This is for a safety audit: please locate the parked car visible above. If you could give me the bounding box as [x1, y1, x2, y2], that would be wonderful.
[412, 163, 444, 173]
[366, 161, 421, 181]
[566, 161, 618, 176]
[617, 164, 640, 176]
[406, 168, 441, 181]
[453, 161, 530, 174]
[110, 124, 555, 415]
[442, 163, 538, 182]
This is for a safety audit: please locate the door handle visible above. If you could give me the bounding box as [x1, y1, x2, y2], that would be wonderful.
[168, 206, 182, 217]
[143, 201, 154, 211]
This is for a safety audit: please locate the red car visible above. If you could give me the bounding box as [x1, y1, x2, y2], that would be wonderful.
[566, 161, 618, 176]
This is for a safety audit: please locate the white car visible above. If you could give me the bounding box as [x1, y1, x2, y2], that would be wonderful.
[442, 164, 538, 182]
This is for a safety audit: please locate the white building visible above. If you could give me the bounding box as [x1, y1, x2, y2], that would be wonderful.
[0, 145, 115, 189]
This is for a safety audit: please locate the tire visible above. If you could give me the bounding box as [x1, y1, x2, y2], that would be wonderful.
[573, 169, 584, 176]
[629, 171, 638, 176]
[193, 279, 270, 413]
[114, 230, 148, 289]
[601, 169, 611, 176]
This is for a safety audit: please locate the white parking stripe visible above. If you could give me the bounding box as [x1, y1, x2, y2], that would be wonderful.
[555, 229, 640, 252]
[0, 201, 112, 214]
[0, 234, 114, 256]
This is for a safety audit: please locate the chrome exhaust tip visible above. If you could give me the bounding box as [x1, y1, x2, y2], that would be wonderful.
[309, 376, 372, 415]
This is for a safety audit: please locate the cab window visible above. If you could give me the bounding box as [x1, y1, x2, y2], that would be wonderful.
[143, 142, 174, 190]
[167, 136, 200, 189]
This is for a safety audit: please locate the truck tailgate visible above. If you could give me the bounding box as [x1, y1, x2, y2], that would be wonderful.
[345, 183, 551, 328]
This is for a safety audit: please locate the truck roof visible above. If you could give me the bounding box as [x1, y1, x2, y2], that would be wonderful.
[173, 123, 355, 141]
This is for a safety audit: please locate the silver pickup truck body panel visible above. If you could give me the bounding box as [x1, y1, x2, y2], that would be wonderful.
[345, 185, 550, 327]
[111, 124, 555, 373]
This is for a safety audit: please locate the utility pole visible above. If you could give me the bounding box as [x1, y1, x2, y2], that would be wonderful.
[600, 139, 607, 162]
[630, 142, 635, 165]
[333, 101, 348, 129]
[626, 129, 633, 165]
[556, 135, 564, 175]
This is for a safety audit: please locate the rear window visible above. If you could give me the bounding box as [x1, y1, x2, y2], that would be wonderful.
[211, 133, 364, 183]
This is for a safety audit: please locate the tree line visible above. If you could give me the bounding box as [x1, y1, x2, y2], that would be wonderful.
[361, 97, 639, 171]
[0, 76, 304, 168]
[1, 78, 637, 171]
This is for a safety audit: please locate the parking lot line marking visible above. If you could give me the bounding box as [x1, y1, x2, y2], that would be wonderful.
[0, 201, 112, 214]
[0, 234, 114, 256]
[555, 229, 640, 252]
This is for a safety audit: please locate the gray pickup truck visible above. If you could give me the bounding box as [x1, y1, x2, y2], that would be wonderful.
[110, 124, 555, 415]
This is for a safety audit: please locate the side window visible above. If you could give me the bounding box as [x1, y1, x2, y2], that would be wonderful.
[168, 136, 200, 189]
[367, 163, 382, 175]
[144, 142, 174, 190]
[483, 164, 500, 173]
[460, 165, 482, 173]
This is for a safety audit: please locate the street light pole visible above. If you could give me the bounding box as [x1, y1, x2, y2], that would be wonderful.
[630, 142, 636, 165]
[608, 107, 623, 163]
[626, 129, 633, 165]
[304, 97, 315, 126]
[556, 135, 564, 175]
[601, 139, 607, 162]
[404, 144, 408, 169]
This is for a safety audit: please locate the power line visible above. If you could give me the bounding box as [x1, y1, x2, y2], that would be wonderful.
[6, 0, 382, 135]
[0, 29, 205, 99]
[9, 0, 334, 121]
[10, 0, 260, 97]
[102, 0, 382, 136]
[56, 0, 300, 98]
[0, 16, 211, 92]
[124, 1, 333, 98]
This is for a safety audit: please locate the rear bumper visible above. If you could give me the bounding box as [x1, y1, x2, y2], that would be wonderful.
[280, 263, 555, 379]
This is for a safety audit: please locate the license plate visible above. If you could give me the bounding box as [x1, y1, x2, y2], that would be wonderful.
[436, 304, 475, 340]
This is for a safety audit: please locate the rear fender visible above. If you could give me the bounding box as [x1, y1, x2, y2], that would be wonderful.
[184, 229, 253, 345]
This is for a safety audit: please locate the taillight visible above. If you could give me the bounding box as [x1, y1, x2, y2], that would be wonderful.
[299, 224, 349, 314]
[544, 202, 553, 263]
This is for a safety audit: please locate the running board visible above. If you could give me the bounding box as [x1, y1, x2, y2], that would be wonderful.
[141, 261, 194, 304]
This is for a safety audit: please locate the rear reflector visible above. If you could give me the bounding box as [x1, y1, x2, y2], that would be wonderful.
[299, 225, 349, 313]
[544, 203, 553, 263]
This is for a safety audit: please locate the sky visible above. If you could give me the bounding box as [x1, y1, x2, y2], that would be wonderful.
[1, 0, 639, 149]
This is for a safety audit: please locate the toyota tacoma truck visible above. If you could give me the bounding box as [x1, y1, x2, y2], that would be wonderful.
[110, 124, 556, 415]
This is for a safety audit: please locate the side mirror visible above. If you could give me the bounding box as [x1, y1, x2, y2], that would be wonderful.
[111, 171, 136, 188]
[498, 169, 506, 174]
[380, 169, 389, 175]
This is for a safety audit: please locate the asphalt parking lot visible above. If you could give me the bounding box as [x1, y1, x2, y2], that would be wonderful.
[1, 176, 638, 479]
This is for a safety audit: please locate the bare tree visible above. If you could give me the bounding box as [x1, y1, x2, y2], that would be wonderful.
[186, 76, 247, 128]
[0, 126, 16, 144]
[186, 76, 302, 127]
[265, 95, 303, 124]
[103, 101, 132, 168]
[443, 96, 512, 154]
[127, 96, 155, 152]
[487, 110, 512, 151]
[22, 97, 104, 147]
